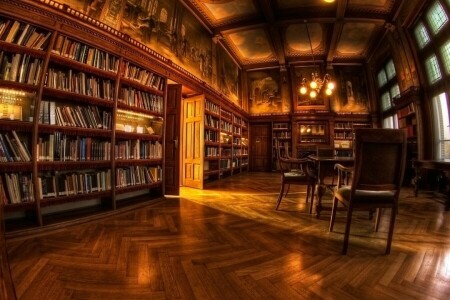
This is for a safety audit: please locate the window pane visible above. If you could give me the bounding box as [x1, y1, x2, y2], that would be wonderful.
[441, 40, 450, 74]
[385, 60, 396, 79]
[427, 1, 448, 35]
[390, 84, 400, 99]
[432, 93, 450, 159]
[414, 22, 431, 49]
[381, 91, 391, 111]
[383, 116, 395, 129]
[377, 70, 387, 87]
[425, 55, 442, 84]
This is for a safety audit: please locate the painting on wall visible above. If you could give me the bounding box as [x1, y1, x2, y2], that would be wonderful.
[58, 0, 213, 84]
[217, 46, 241, 106]
[332, 65, 370, 113]
[247, 69, 290, 115]
[293, 66, 329, 110]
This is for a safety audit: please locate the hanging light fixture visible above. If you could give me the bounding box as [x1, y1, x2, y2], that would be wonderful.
[299, 21, 335, 99]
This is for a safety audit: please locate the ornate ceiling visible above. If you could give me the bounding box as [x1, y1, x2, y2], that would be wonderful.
[184, 0, 410, 70]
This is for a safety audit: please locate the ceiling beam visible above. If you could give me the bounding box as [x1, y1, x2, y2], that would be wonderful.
[327, 0, 349, 64]
[258, 0, 286, 66]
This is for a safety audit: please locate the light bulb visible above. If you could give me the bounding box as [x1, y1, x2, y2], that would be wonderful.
[310, 81, 317, 89]
[325, 89, 332, 96]
[310, 90, 317, 98]
[327, 82, 335, 90]
[300, 86, 307, 94]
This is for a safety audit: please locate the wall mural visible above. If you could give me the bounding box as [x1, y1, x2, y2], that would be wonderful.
[62, 0, 213, 84]
[247, 69, 290, 115]
[332, 65, 370, 113]
[217, 45, 240, 106]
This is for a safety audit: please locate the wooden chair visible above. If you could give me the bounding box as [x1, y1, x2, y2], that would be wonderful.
[329, 128, 407, 254]
[275, 139, 316, 211]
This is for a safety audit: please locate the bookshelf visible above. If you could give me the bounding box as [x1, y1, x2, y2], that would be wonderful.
[333, 120, 371, 157]
[393, 87, 420, 185]
[0, 12, 167, 230]
[272, 121, 291, 170]
[183, 96, 248, 187]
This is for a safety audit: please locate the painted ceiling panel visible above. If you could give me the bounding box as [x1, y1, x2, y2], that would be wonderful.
[202, 0, 256, 21]
[336, 23, 376, 55]
[285, 23, 323, 54]
[225, 28, 276, 64]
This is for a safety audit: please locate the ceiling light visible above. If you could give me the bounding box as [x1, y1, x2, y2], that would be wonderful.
[298, 21, 334, 99]
[323, 0, 335, 3]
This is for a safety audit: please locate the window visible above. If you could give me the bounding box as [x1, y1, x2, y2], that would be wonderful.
[385, 59, 396, 79]
[441, 40, 450, 74]
[383, 116, 397, 129]
[414, 22, 431, 48]
[390, 84, 400, 99]
[377, 70, 387, 87]
[381, 91, 392, 111]
[427, 1, 448, 35]
[425, 55, 442, 84]
[432, 92, 450, 159]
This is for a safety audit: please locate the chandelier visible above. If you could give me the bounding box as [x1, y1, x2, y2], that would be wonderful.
[299, 21, 335, 99]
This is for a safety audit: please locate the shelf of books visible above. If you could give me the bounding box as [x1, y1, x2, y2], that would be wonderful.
[0, 12, 166, 230]
[333, 120, 371, 157]
[201, 98, 248, 184]
[272, 121, 291, 170]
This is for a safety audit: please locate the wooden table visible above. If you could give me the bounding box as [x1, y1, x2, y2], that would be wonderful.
[308, 155, 354, 218]
[413, 159, 450, 210]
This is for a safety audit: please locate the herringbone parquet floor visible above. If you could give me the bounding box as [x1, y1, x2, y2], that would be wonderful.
[5, 172, 450, 299]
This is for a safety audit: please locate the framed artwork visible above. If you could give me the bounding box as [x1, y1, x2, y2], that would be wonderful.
[218, 45, 241, 106]
[293, 66, 330, 111]
[332, 65, 370, 113]
[247, 68, 291, 115]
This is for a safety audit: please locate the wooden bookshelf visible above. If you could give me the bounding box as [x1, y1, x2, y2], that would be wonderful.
[0, 12, 166, 230]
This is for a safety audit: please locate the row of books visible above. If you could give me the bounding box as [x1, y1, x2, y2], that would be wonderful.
[39, 101, 112, 130]
[121, 61, 165, 91]
[1, 173, 34, 204]
[52, 35, 119, 72]
[205, 115, 219, 128]
[205, 99, 220, 115]
[334, 132, 353, 139]
[0, 51, 43, 84]
[397, 103, 415, 118]
[37, 134, 111, 161]
[233, 127, 241, 135]
[37, 170, 112, 198]
[205, 130, 219, 142]
[45, 68, 115, 100]
[233, 115, 242, 125]
[116, 165, 162, 188]
[119, 87, 164, 113]
[0, 18, 51, 50]
[205, 147, 219, 157]
[115, 140, 162, 160]
[220, 120, 232, 133]
[0, 131, 31, 162]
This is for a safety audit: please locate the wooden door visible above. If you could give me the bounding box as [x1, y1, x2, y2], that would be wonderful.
[250, 123, 271, 172]
[182, 95, 204, 189]
[164, 84, 182, 195]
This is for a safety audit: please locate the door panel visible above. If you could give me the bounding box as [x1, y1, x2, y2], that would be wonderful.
[250, 123, 271, 172]
[164, 84, 182, 195]
[182, 95, 204, 189]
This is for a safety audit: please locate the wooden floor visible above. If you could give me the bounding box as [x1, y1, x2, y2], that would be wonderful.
[5, 172, 450, 299]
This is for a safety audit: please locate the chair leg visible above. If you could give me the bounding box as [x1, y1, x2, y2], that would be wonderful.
[276, 183, 285, 210]
[342, 206, 354, 255]
[309, 184, 315, 214]
[329, 196, 338, 231]
[375, 208, 382, 232]
[306, 185, 310, 203]
[284, 184, 290, 197]
[385, 207, 397, 254]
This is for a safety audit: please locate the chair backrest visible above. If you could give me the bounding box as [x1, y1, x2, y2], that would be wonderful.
[351, 128, 407, 194]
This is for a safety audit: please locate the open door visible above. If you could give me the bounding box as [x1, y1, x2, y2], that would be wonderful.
[164, 84, 182, 195]
[182, 95, 204, 189]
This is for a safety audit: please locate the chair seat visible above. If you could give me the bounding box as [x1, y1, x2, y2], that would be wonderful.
[335, 186, 396, 205]
[284, 171, 307, 178]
